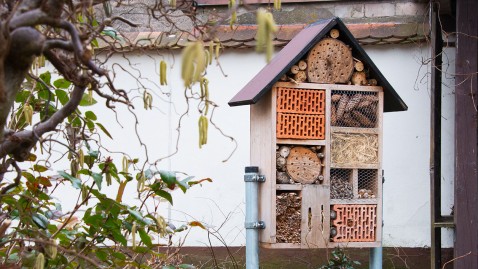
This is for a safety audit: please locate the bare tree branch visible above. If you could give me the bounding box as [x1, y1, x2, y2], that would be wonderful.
[0, 159, 21, 197]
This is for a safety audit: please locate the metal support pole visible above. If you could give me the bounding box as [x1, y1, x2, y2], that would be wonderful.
[244, 166, 265, 269]
[369, 245, 382, 269]
[370, 170, 384, 269]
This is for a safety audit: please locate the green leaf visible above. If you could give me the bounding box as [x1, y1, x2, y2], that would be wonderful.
[95, 249, 108, 261]
[162, 266, 175, 269]
[87, 149, 99, 158]
[153, 189, 173, 205]
[15, 90, 31, 103]
[40, 104, 57, 120]
[39, 71, 51, 85]
[128, 209, 153, 225]
[92, 172, 103, 190]
[86, 120, 95, 131]
[95, 123, 112, 139]
[91, 39, 99, 48]
[84, 214, 103, 227]
[55, 89, 69, 105]
[58, 170, 81, 189]
[38, 88, 53, 100]
[133, 246, 150, 254]
[112, 252, 126, 261]
[33, 164, 48, 172]
[22, 172, 35, 182]
[178, 265, 196, 269]
[83, 156, 95, 169]
[85, 111, 97, 121]
[53, 78, 71, 89]
[159, 170, 177, 189]
[177, 176, 194, 193]
[79, 93, 97, 106]
[32, 213, 49, 229]
[111, 229, 127, 246]
[138, 228, 153, 248]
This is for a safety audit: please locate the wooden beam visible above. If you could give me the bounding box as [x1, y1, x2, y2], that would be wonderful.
[454, 0, 478, 268]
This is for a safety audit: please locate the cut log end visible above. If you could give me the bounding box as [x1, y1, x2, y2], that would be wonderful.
[290, 65, 300, 74]
[298, 60, 307, 70]
[354, 61, 364, 72]
[330, 29, 340, 39]
[351, 71, 367, 86]
[294, 70, 307, 82]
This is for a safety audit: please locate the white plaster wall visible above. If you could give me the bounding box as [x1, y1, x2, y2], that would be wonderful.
[47, 44, 455, 248]
[371, 45, 455, 248]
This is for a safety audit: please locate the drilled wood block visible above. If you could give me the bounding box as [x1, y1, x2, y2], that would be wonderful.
[286, 146, 322, 184]
[306, 38, 354, 84]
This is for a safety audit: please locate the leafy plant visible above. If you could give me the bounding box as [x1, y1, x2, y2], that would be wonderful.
[319, 248, 361, 269]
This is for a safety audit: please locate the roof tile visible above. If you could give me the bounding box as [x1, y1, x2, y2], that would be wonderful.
[176, 33, 190, 47]
[155, 32, 182, 48]
[369, 23, 396, 39]
[133, 32, 162, 47]
[275, 24, 305, 41]
[213, 26, 235, 42]
[98, 21, 428, 51]
[346, 24, 371, 39]
[231, 25, 257, 42]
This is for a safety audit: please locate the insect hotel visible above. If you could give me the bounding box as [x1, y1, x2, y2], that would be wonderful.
[230, 18, 407, 249]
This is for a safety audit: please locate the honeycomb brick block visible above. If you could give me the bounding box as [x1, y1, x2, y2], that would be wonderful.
[331, 204, 377, 242]
[277, 87, 325, 115]
[277, 113, 325, 139]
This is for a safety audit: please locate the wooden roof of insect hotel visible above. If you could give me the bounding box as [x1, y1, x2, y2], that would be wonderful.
[228, 17, 408, 112]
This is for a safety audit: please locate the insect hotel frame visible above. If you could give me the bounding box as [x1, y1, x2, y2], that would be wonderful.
[229, 17, 407, 249]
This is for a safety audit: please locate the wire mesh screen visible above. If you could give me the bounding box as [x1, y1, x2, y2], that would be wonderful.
[358, 169, 378, 199]
[331, 91, 378, 128]
[276, 192, 301, 243]
[330, 169, 353, 199]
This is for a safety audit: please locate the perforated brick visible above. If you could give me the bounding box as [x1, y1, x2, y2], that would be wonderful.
[277, 113, 325, 139]
[331, 204, 377, 242]
[277, 87, 325, 115]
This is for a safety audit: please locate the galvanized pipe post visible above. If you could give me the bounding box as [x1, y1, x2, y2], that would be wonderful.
[244, 166, 265, 269]
[370, 171, 384, 269]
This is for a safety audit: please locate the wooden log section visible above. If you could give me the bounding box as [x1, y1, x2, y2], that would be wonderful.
[294, 71, 307, 82]
[298, 60, 307, 70]
[351, 71, 367, 85]
[286, 146, 322, 184]
[330, 29, 340, 39]
[306, 38, 354, 84]
[354, 61, 364, 72]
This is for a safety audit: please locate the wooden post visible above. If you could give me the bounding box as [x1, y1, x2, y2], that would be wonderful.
[454, 0, 478, 268]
